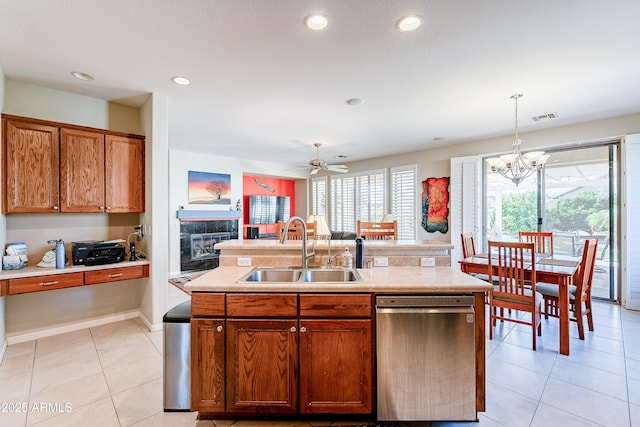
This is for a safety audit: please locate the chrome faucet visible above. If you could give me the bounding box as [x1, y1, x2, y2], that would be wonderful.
[279, 216, 315, 268]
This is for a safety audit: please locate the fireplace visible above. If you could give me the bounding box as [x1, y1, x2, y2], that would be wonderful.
[179, 217, 239, 272]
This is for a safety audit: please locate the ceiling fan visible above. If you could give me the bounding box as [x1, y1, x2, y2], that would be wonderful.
[300, 143, 349, 175]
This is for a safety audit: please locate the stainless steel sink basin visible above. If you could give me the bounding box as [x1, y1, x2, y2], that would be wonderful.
[240, 269, 302, 282]
[237, 267, 362, 283]
[302, 269, 360, 283]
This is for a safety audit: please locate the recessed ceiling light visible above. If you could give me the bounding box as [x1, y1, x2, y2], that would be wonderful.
[396, 15, 422, 32]
[304, 14, 328, 31]
[346, 98, 363, 106]
[171, 76, 191, 86]
[71, 71, 95, 81]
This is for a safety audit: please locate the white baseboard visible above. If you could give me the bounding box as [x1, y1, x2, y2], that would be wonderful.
[6, 310, 143, 345]
[138, 311, 163, 332]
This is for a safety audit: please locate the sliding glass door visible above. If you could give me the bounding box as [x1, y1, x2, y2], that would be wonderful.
[485, 143, 619, 301]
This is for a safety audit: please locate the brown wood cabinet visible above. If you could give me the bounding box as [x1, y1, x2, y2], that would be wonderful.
[226, 319, 299, 414]
[299, 294, 373, 415]
[2, 114, 145, 214]
[190, 292, 374, 419]
[0, 264, 149, 296]
[2, 119, 60, 213]
[191, 318, 226, 413]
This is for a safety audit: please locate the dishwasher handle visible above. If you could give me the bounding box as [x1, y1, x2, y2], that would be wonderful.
[376, 306, 474, 316]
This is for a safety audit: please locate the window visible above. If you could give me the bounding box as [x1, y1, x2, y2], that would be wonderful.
[391, 165, 417, 239]
[330, 170, 385, 232]
[310, 176, 327, 217]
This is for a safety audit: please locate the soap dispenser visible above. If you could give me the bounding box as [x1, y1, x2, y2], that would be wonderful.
[47, 239, 66, 269]
[341, 247, 353, 269]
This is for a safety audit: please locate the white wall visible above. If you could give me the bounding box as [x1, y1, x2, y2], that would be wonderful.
[2, 80, 145, 337]
[340, 112, 640, 243]
[168, 148, 308, 275]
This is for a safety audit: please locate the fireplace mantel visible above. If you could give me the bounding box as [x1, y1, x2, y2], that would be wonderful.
[177, 210, 242, 221]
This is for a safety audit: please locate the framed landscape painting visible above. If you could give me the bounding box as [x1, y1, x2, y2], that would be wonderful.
[188, 171, 231, 205]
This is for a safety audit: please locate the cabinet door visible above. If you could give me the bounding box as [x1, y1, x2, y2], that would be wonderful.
[191, 318, 226, 413]
[2, 119, 60, 213]
[299, 319, 373, 414]
[60, 128, 105, 212]
[105, 135, 144, 212]
[226, 319, 298, 414]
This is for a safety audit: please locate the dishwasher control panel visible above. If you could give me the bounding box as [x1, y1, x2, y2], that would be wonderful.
[376, 295, 475, 307]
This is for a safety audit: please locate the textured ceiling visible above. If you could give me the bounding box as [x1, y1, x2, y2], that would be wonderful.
[1, 1, 640, 169]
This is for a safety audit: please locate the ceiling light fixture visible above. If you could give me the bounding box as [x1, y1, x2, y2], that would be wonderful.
[304, 14, 328, 31]
[486, 94, 550, 186]
[171, 76, 191, 86]
[71, 71, 94, 81]
[396, 15, 422, 32]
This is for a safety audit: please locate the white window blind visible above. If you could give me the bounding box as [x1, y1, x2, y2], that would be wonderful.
[310, 176, 327, 217]
[623, 133, 640, 310]
[331, 170, 385, 232]
[391, 165, 417, 240]
[450, 156, 482, 264]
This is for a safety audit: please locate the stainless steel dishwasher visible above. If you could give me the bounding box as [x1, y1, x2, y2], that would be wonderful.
[376, 295, 476, 422]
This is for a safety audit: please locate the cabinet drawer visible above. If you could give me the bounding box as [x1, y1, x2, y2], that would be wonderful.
[227, 293, 298, 317]
[8, 272, 84, 295]
[299, 294, 373, 318]
[192, 293, 225, 317]
[84, 265, 145, 284]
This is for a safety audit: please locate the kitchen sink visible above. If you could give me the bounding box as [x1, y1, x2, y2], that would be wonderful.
[240, 269, 302, 282]
[237, 267, 362, 283]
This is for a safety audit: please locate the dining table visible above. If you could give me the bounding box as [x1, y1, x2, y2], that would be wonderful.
[459, 253, 580, 356]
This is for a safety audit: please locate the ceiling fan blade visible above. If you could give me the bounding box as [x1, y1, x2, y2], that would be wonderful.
[309, 168, 319, 175]
[326, 166, 349, 173]
[326, 164, 347, 169]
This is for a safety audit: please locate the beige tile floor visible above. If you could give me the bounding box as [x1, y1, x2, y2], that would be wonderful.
[0, 300, 639, 426]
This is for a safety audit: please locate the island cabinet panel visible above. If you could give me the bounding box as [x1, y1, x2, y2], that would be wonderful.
[60, 128, 105, 212]
[2, 119, 60, 213]
[226, 319, 298, 414]
[192, 293, 225, 317]
[191, 318, 226, 413]
[299, 319, 373, 414]
[299, 294, 372, 318]
[226, 293, 298, 317]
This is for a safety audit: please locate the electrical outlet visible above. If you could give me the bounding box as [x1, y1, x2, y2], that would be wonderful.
[374, 257, 388, 267]
[138, 224, 146, 238]
[421, 257, 436, 267]
[237, 257, 252, 267]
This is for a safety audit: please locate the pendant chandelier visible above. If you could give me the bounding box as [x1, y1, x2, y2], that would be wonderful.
[486, 94, 549, 186]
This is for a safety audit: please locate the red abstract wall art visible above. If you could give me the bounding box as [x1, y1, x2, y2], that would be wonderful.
[421, 177, 450, 234]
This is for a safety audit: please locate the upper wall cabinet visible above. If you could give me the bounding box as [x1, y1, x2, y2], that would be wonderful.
[2, 114, 145, 214]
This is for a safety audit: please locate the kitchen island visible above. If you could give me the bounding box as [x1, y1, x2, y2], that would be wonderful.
[185, 265, 491, 422]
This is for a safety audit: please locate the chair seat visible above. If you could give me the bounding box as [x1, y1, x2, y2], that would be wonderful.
[536, 282, 577, 300]
[494, 289, 543, 306]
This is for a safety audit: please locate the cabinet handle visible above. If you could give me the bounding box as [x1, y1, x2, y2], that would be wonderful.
[108, 273, 124, 278]
[300, 326, 307, 333]
[216, 326, 223, 332]
[105, 206, 111, 210]
[40, 281, 59, 286]
[52, 205, 59, 211]
[290, 326, 297, 333]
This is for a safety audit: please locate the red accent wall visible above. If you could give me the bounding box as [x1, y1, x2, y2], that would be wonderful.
[243, 175, 296, 237]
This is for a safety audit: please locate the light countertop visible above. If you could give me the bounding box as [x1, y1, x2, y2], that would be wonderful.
[184, 265, 491, 294]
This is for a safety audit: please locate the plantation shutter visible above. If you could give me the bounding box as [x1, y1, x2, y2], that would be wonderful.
[311, 176, 327, 217]
[391, 165, 417, 240]
[450, 156, 482, 264]
[331, 170, 385, 232]
[623, 133, 640, 310]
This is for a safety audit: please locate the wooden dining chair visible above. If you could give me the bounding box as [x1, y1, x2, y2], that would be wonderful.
[356, 220, 398, 240]
[519, 231, 554, 256]
[461, 233, 477, 258]
[488, 241, 542, 350]
[536, 239, 598, 340]
[277, 220, 316, 240]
